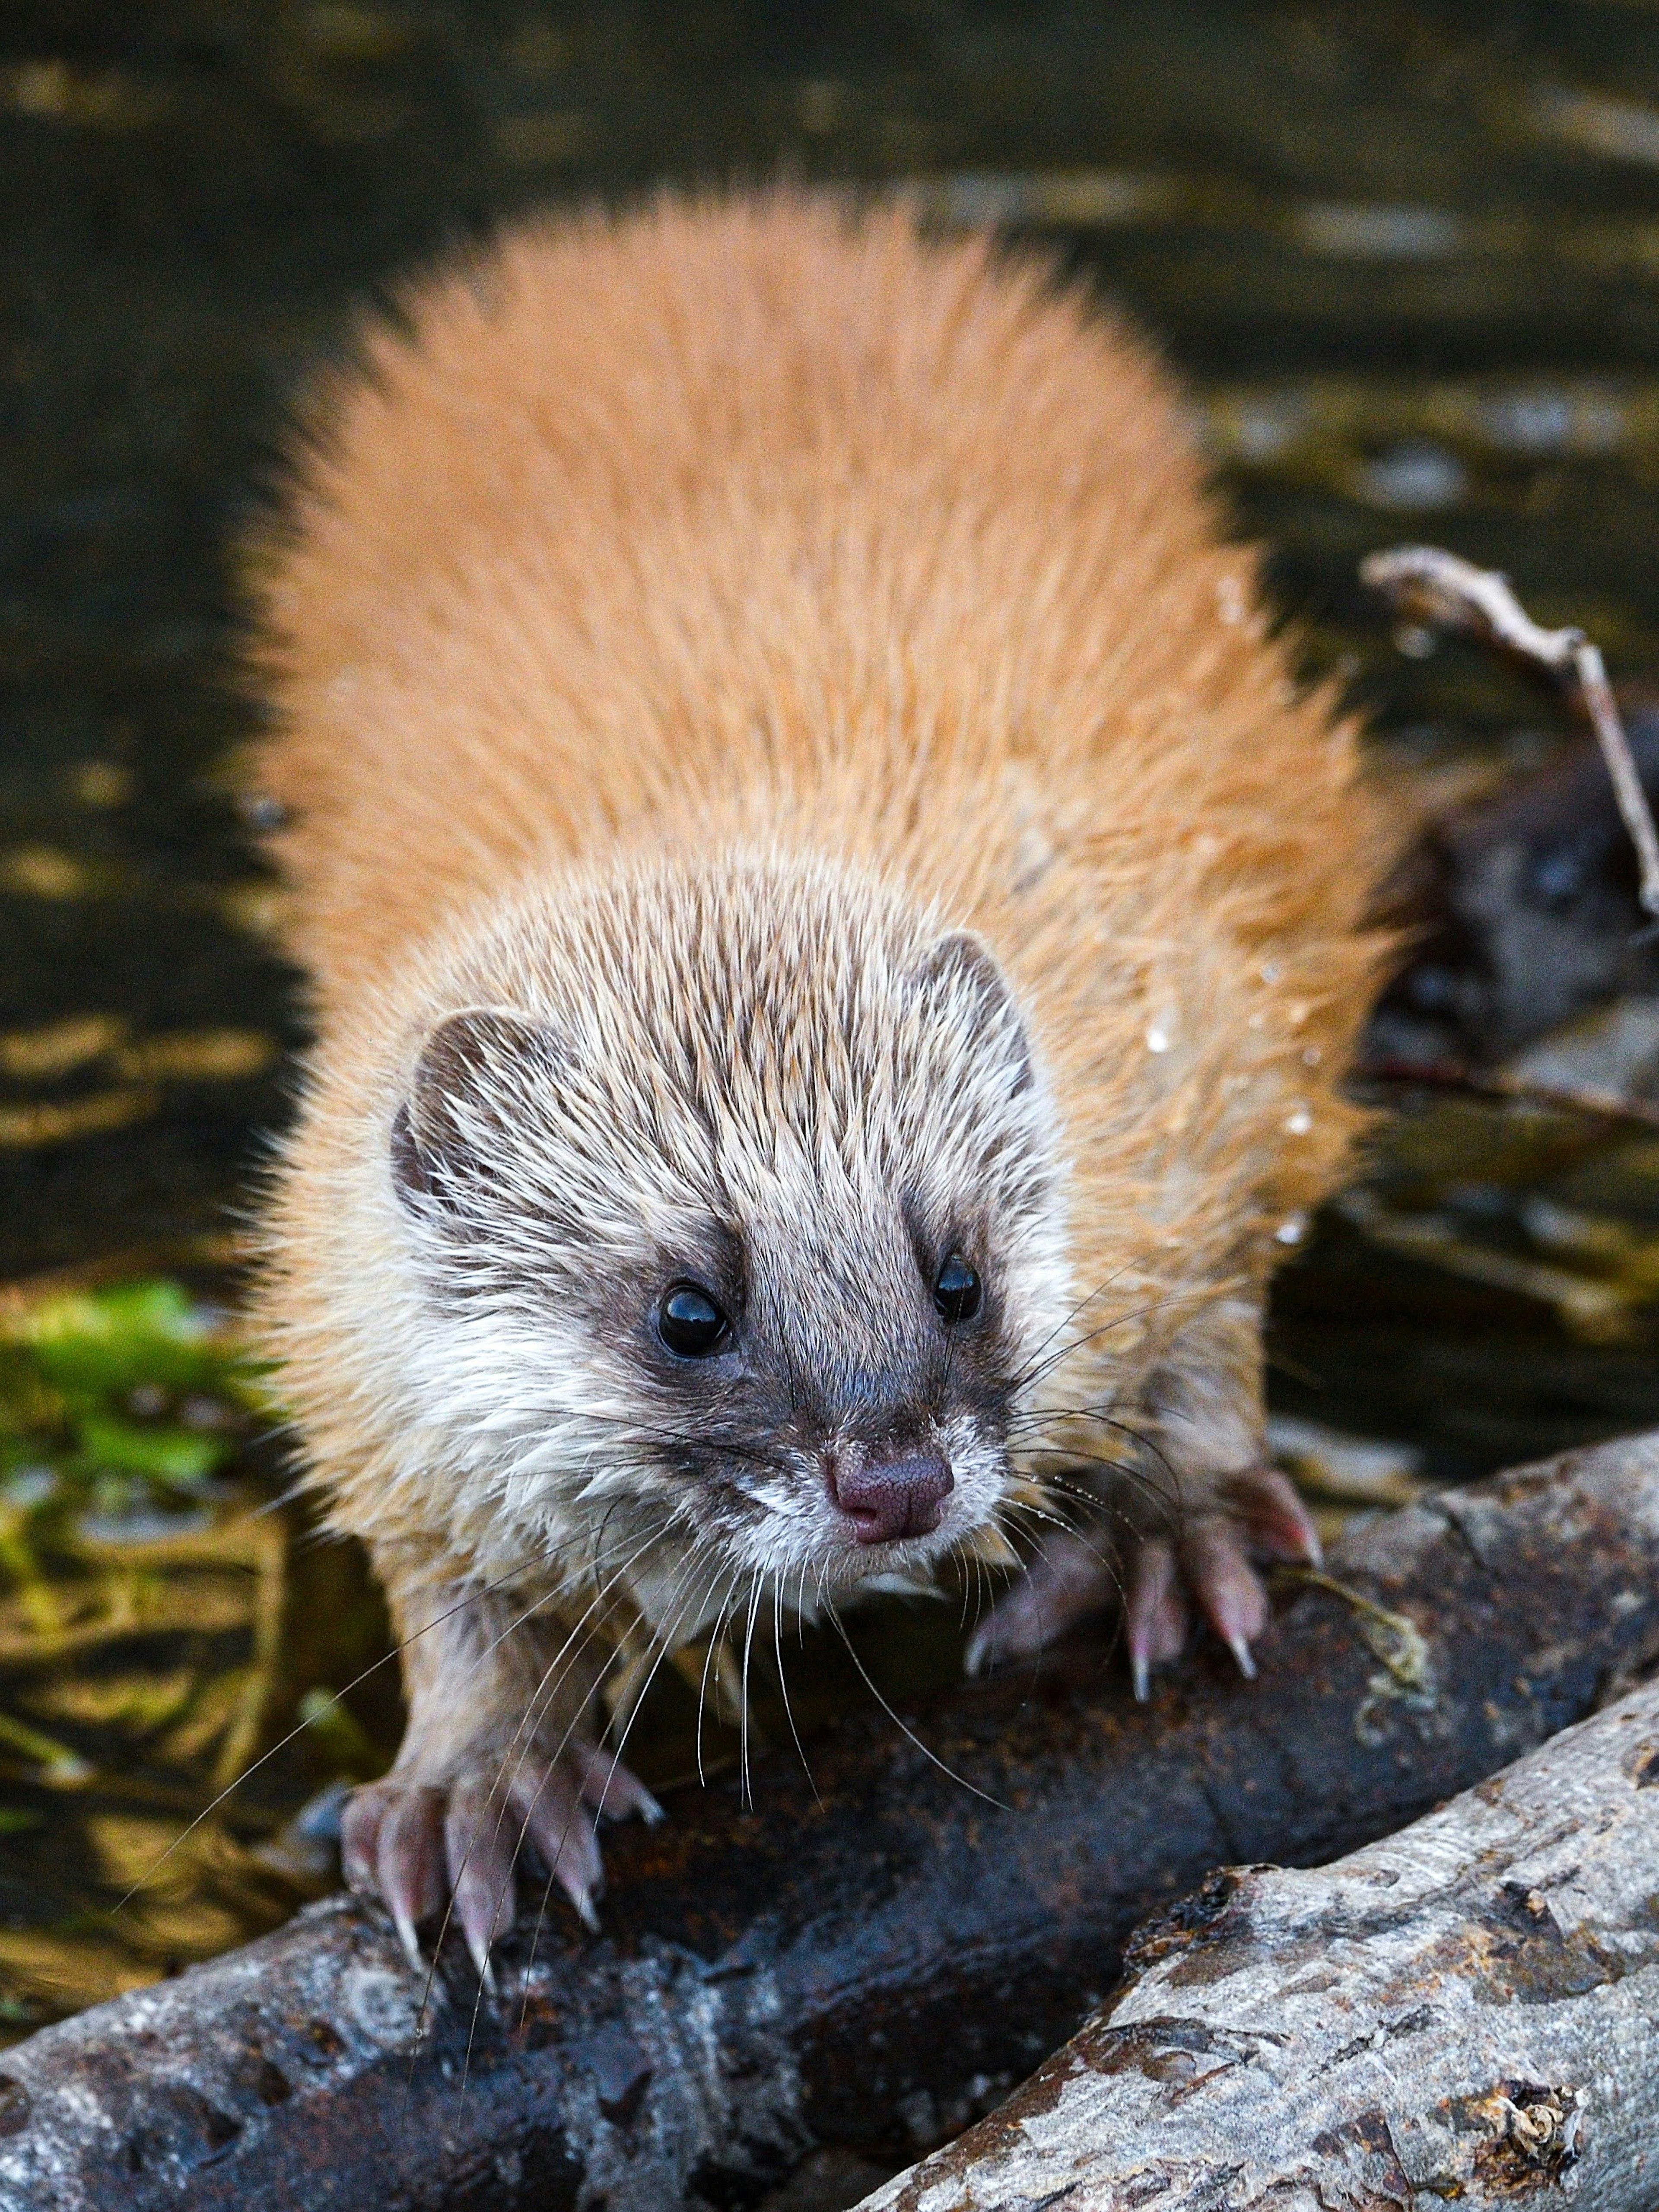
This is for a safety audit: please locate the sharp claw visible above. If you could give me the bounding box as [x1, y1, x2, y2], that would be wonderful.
[445, 1780, 517, 1974]
[378, 1787, 445, 1970]
[566, 1875, 602, 1935]
[1225, 1464, 1323, 1565]
[515, 1761, 607, 1933]
[963, 1532, 1119, 1675]
[392, 1907, 426, 1972]
[453, 1859, 515, 1977]
[1125, 1536, 1187, 1700]
[579, 1750, 664, 1826]
[346, 1735, 657, 1960]
[451, 1854, 506, 1983]
[965, 1611, 1020, 1677]
[1181, 1517, 1269, 1659]
[954, 1461, 1311, 1695]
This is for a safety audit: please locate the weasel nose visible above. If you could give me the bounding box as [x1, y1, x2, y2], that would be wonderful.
[833, 1450, 954, 1545]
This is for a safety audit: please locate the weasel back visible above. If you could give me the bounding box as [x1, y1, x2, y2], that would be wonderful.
[250, 194, 1354, 1012]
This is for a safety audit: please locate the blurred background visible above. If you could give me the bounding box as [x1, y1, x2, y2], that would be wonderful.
[7, 0, 1659, 2039]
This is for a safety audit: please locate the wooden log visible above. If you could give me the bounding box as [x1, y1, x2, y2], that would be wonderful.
[4, 1433, 1659, 2212]
[862, 1674, 1659, 2212]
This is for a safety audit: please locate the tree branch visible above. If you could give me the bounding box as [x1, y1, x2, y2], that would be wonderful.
[6, 1433, 1659, 2209]
[863, 1671, 1659, 2212]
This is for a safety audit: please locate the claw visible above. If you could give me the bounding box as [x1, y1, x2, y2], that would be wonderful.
[1179, 1516, 1269, 1656]
[340, 1728, 658, 1972]
[340, 1786, 387, 1896]
[577, 1747, 664, 1826]
[378, 1786, 446, 1968]
[1125, 1537, 1188, 1700]
[961, 1456, 1313, 1697]
[514, 1757, 605, 1933]
[445, 1777, 517, 1980]
[1223, 1463, 1322, 1566]
[569, 1878, 602, 1935]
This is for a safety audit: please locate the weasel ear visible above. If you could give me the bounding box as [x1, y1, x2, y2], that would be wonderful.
[391, 1007, 562, 1208]
[911, 930, 1033, 1094]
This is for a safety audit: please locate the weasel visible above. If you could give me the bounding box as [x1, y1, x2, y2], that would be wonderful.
[250, 194, 1389, 1968]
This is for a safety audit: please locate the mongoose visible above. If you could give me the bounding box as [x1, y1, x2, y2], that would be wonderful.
[250, 194, 1389, 1968]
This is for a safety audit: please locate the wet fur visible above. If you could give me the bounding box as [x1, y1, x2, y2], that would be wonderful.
[248, 194, 1393, 1937]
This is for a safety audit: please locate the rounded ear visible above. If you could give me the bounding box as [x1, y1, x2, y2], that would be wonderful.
[391, 1007, 562, 1207]
[911, 930, 1033, 1093]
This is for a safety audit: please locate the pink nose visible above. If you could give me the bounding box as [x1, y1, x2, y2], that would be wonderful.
[833, 1451, 954, 1545]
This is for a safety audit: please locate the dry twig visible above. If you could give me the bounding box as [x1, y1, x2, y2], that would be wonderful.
[1362, 543, 1659, 918]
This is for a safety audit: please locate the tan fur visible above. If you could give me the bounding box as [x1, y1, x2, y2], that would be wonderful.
[248, 195, 1392, 1903]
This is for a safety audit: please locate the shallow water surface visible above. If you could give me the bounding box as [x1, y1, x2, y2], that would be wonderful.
[8, 0, 1659, 2036]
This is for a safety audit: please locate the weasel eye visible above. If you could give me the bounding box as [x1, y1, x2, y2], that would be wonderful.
[934, 1254, 982, 1323]
[657, 1283, 731, 1358]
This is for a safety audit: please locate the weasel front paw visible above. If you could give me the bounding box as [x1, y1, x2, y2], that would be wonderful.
[341, 1738, 661, 1970]
[965, 1464, 1320, 1696]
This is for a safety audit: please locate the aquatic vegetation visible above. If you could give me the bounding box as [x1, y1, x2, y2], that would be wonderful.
[0, 1279, 263, 1522]
[0, 1284, 393, 2040]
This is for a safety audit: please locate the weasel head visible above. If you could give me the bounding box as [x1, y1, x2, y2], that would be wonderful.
[374, 852, 1070, 1625]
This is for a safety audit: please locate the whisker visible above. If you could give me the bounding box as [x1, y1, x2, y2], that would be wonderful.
[1011, 1264, 1141, 1389]
[1001, 1501, 1125, 1595]
[115, 1523, 617, 1917]
[771, 1579, 820, 1808]
[426, 1523, 676, 2059]
[695, 1564, 747, 1788]
[1008, 1400, 1175, 1477]
[824, 1602, 1008, 1811]
[1010, 1297, 1177, 1398]
[515, 1539, 721, 2031]
[502, 1537, 721, 2030]
[739, 1578, 763, 1808]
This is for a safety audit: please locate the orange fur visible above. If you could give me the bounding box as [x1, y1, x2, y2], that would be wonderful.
[255, 191, 1386, 1396]
[246, 194, 1395, 1927]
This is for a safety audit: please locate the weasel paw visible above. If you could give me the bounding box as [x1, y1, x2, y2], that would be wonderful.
[965, 1464, 1320, 1697]
[963, 1527, 1118, 1675]
[1127, 1463, 1319, 1696]
[341, 1741, 661, 1970]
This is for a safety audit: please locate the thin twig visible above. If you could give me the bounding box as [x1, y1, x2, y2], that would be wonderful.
[1361, 543, 1659, 918]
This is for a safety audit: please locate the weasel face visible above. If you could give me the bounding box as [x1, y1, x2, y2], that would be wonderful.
[383, 855, 1070, 1615]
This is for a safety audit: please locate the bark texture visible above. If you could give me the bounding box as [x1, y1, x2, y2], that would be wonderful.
[4, 1433, 1659, 2212]
[864, 1675, 1659, 2212]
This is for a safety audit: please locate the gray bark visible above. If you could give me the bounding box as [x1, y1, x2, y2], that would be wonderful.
[863, 1678, 1659, 2212]
[4, 1433, 1659, 2211]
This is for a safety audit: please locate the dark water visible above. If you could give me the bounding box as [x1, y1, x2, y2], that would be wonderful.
[8, 0, 1659, 2036]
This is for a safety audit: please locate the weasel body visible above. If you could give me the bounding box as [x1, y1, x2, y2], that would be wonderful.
[254, 196, 1387, 1959]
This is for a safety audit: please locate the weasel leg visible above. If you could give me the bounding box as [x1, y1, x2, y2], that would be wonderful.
[341, 1568, 661, 1971]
